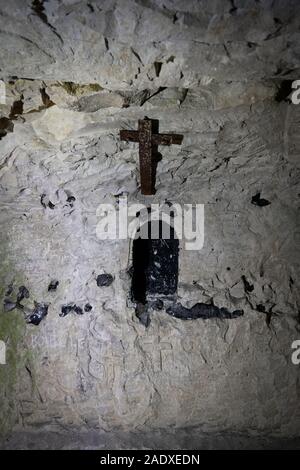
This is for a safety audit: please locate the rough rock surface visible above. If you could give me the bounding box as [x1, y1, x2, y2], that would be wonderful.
[0, 0, 299, 449]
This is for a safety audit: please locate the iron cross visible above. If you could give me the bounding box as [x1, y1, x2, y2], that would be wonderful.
[120, 118, 183, 195]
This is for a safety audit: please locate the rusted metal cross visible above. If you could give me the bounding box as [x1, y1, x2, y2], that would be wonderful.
[120, 118, 183, 195]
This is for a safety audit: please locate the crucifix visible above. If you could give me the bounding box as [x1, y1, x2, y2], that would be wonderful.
[120, 117, 183, 195]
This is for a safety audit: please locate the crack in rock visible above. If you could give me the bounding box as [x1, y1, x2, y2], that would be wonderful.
[251, 193, 271, 207]
[48, 280, 59, 291]
[27, 302, 48, 325]
[96, 274, 114, 287]
[60, 303, 90, 317]
[166, 302, 244, 320]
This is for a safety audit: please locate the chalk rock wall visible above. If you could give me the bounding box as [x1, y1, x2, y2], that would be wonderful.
[0, 0, 299, 443]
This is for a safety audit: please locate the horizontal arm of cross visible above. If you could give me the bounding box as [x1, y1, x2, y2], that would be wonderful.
[120, 130, 183, 146]
[119, 130, 140, 142]
[154, 133, 183, 146]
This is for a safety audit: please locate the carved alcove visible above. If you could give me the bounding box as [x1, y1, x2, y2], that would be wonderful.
[131, 218, 179, 305]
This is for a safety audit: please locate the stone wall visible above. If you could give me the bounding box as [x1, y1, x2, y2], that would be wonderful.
[0, 0, 299, 446]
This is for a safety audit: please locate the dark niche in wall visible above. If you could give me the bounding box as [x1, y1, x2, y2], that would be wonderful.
[130, 215, 243, 327]
[131, 219, 179, 305]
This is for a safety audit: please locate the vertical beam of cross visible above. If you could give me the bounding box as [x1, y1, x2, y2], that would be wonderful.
[138, 118, 153, 195]
[120, 118, 183, 195]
